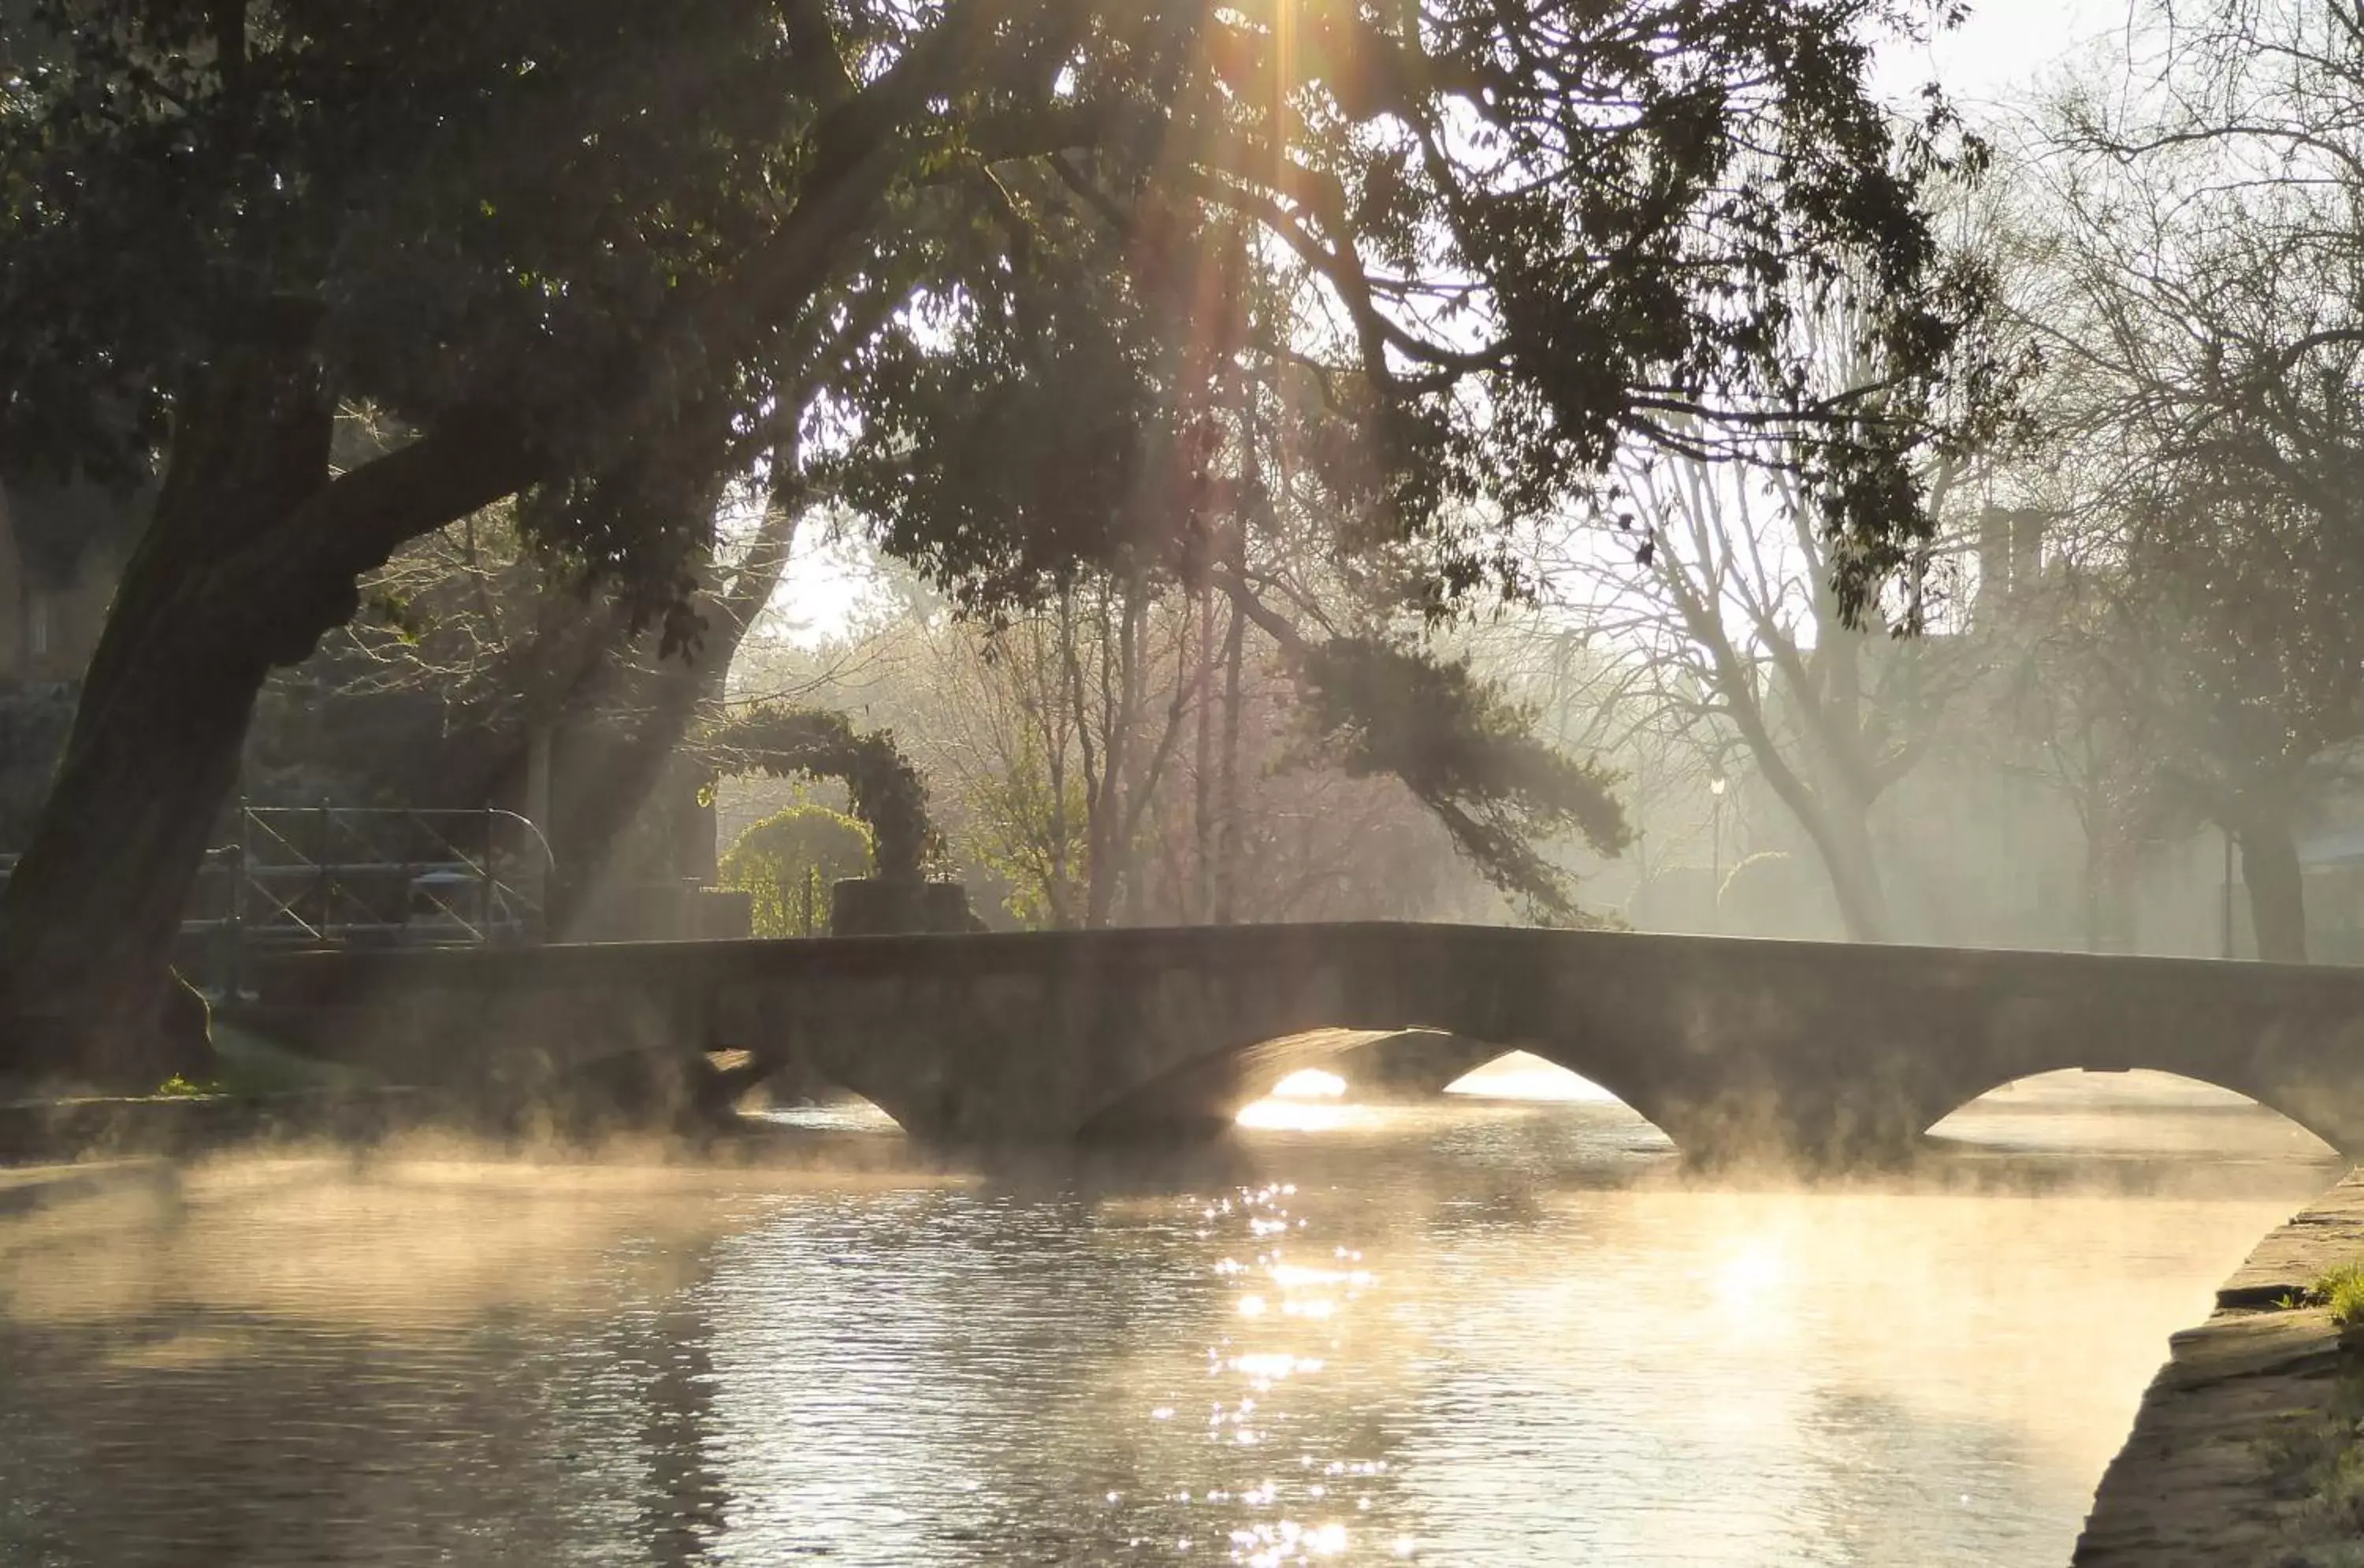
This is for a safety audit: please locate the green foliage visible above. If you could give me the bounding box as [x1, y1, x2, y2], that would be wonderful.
[2306, 1262, 2364, 1331]
[828, 191, 1190, 614]
[719, 805, 872, 937]
[703, 707, 937, 880]
[815, 2, 2005, 632]
[2259, 1349, 2364, 1564]
[151, 1072, 212, 1098]
[3, 0, 822, 544]
[0, 0, 2006, 639]
[962, 734, 1092, 930]
[1295, 637, 1630, 924]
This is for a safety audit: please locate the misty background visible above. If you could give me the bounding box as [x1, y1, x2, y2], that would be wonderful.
[1, 0, 2350, 964]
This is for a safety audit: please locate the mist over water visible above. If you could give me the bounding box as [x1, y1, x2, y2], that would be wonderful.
[0, 1073, 2336, 1567]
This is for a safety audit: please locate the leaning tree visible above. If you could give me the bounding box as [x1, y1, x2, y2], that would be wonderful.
[1, 0, 2004, 1084]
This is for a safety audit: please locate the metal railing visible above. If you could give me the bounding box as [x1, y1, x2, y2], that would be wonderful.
[0, 803, 554, 981]
[214, 803, 552, 949]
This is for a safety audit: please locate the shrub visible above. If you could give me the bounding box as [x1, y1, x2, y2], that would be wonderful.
[719, 806, 873, 936]
[2313, 1262, 2364, 1331]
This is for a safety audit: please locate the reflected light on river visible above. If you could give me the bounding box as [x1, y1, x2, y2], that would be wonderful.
[0, 1070, 2342, 1566]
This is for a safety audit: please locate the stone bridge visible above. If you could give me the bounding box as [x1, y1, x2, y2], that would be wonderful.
[236, 923, 2364, 1163]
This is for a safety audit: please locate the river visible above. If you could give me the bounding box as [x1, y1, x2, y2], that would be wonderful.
[0, 1064, 2340, 1567]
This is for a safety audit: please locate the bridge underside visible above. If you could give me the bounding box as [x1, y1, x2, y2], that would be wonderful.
[236, 923, 2364, 1165]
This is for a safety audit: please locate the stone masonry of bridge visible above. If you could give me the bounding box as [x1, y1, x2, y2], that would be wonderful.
[235, 923, 2364, 1163]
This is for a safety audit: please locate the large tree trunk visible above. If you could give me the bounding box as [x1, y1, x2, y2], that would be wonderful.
[2238, 816, 2309, 964]
[0, 350, 339, 1087]
[1191, 584, 1216, 921]
[1212, 571, 1247, 924]
[1814, 804, 1894, 945]
[1727, 721, 1892, 943]
[2083, 816, 2139, 955]
[0, 349, 532, 1087]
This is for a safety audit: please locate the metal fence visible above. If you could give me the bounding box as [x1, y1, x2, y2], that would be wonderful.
[0, 803, 552, 972]
[216, 804, 549, 949]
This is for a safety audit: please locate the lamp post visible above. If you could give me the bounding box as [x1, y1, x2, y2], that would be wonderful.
[1709, 774, 1727, 926]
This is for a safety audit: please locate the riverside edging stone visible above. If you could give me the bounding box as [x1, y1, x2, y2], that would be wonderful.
[2072, 1168, 2364, 1566]
[0, 1086, 441, 1165]
[0, 1156, 178, 1217]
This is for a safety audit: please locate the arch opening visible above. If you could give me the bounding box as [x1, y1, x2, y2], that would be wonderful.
[1925, 1068, 2340, 1161]
[1269, 1068, 1349, 1100]
[1080, 1027, 1478, 1139]
[720, 1052, 909, 1135]
[1436, 1048, 1676, 1151]
[1224, 1036, 1675, 1150]
[1070, 1026, 1684, 1149]
[1444, 1050, 1625, 1104]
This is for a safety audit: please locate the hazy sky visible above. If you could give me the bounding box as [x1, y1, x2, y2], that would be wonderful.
[762, 0, 2150, 648]
[1900, 0, 2139, 106]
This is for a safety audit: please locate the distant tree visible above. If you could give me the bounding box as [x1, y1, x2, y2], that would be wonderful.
[906, 574, 1196, 929]
[2117, 481, 2364, 962]
[1545, 460, 1964, 942]
[742, 570, 1516, 929]
[1522, 287, 1998, 941]
[1997, 43, 2364, 962]
[1974, 554, 2190, 955]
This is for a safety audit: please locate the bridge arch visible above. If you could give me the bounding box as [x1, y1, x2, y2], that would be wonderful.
[1068, 1024, 1693, 1148]
[1921, 1067, 2345, 1157]
[1071, 1026, 1492, 1141]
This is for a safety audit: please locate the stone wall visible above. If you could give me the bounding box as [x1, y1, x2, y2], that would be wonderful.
[2073, 1169, 2364, 1566]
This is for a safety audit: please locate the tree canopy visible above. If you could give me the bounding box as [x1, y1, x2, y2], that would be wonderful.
[3, 0, 2002, 625]
[0, 0, 2009, 1074]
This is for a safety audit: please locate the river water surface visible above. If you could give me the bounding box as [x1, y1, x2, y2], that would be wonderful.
[0, 1065, 2341, 1567]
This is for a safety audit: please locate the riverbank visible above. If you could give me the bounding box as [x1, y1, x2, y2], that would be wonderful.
[0, 1085, 439, 1166]
[2073, 1167, 2364, 1566]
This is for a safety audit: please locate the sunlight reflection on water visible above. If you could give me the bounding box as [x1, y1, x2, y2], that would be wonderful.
[0, 1069, 2339, 1566]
